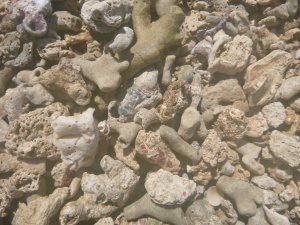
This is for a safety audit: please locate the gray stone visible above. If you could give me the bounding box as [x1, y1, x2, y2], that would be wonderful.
[251, 174, 277, 190]
[269, 130, 300, 168]
[262, 102, 286, 128]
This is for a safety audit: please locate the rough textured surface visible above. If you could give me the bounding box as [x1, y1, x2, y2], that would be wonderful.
[201, 129, 228, 167]
[157, 80, 190, 125]
[124, 194, 187, 225]
[269, 130, 300, 168]
[60, 195, 117, 225]
[5, 103, 69, 160]
[208, 34, 253, 75]
[81, 155, 139, 207]
[216, 176, 264, 217]
[81, 0, 133, 33]
[135, 130, 181, 172]
[243, 50, 293, 107]
[185, 199, 215, 225]
[262, 101, 286, 128]
[12, 187, 69, 225]
[145, 169, 196, 205]
[51, 108, 100, 171]
[39, 58, 92, 105]
[214, 108, 249, 141]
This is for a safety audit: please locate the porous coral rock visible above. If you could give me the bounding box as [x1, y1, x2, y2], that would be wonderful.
[3, 83, 54, 121]
[200, 129, 228, 168]
[51, 161, 74, 187]
[118, 0, 185, 79]
[110, 134, 140, 171]
[81, 155, 139, 207]
[216, 175, 264, 217]
[8, 0, 52, 37]
[135, 130, 181, 172]
[51, 108, 100, 171]
[124, 194, 187, 225]
[73, 53, 129, 92]
[213, 108, 250, 142]
[208, 35, 253, 75]
[36, 38, 74, 61]
[246, 114, 269, 138]
[12, 187, 69, 225]
[81, 0, 133, 33]
[157, 80, 190, 125]
[0, 153, 46, 174]
[47, 11, 82, 33]
[243, 50, 293, 107]
[145, 169, 196, 205]
[60, 195, 117, 225]
[5, 102, 69, 160]
[0, 32, 21, 64]
[4, 42, 33, 68]
[38, 58, 92, 105]
[0, 187, 11, 217]
[269, 130, 300, 168]
[279, 180, 299, 202]
[118, 67, 162, 118]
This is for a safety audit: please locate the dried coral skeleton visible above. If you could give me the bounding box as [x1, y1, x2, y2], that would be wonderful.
[0, 0, 300, 224]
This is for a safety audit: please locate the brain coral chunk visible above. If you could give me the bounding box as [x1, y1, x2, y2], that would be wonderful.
[51, 108, 100, 171]
[5, 103, 69, 160]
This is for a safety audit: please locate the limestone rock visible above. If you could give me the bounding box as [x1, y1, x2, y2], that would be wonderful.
[185, 199, 215, 225]
[135, 130, 181, 172]
[81, 155, 139, 207]
[251, 174, 277, 190]
[12, 187, 69, 225]
[262, 102, 286, 128]
[213, 108, 249, 141]
[145, 169, 196, 205]
[81, 0, 133, 33]
[269, 130, 300, 168]
[243, 50, 293, 107]
[38, 58, 92, 106]
[5, 103, 69, 160]
[208, 35, 253, 75]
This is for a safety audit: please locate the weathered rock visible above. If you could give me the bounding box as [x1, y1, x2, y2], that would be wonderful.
[208, 35, 253, 75]
[262, 102, 286, 128]
[135, 130, 181, 172]
[81, 155, 139, 207]
[243, 50, 293, 107]
[269, 130, 300, 168]
[124, 194, 187, 225]
[5, 103, 69, 160]
[145, 169, 196, 205]
[81, 0, 133, 33]
[185, 199, 215, 225]
[12, 187, 69, 225]
[251, 174, 277, 190]
[216, 175, 264, 217]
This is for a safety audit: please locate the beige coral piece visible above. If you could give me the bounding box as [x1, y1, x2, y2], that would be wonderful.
[12, 187, 69, 225]
[73, 53, 129, 92]
[208, 35, 253, 75]
[243, 50, 293, 107]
